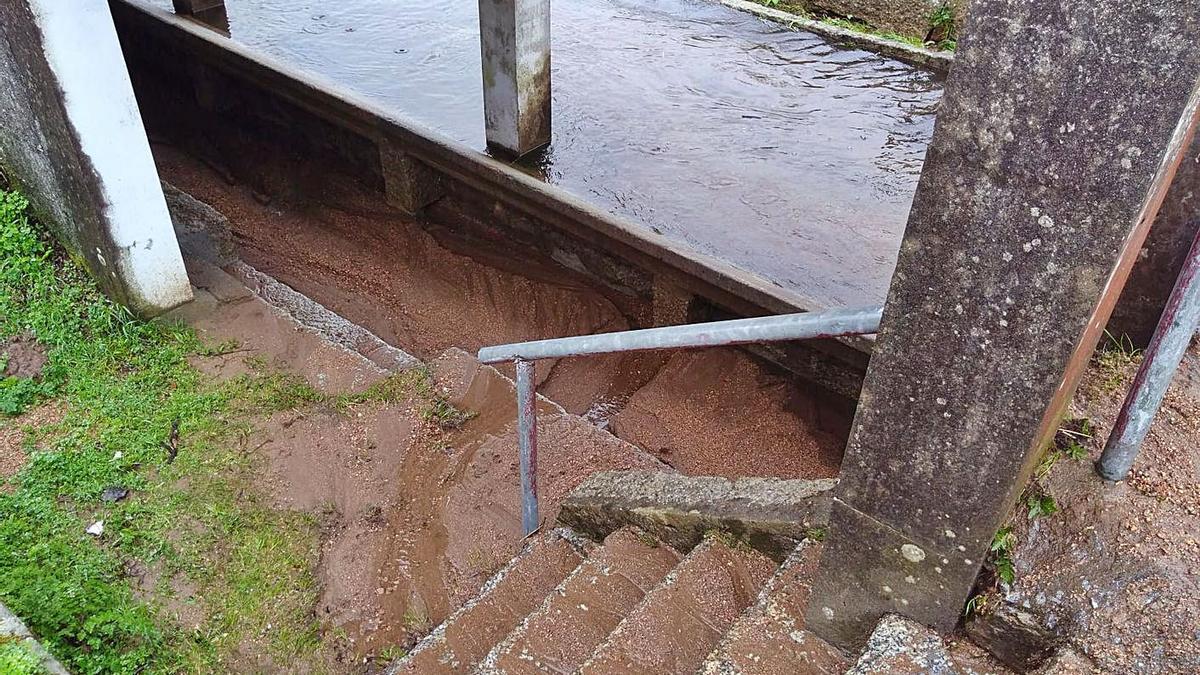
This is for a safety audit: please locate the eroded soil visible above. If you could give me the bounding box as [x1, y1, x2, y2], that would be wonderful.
[168, 269, 666, 666]
[995, 340, 1200, 672]
[0, 403, 63, 480]
[150, 143, 847, 481]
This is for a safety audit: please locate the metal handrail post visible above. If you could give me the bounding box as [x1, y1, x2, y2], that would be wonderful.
[1098, 228, 1200, 481]
[483, 306, 884, 537]
[515, 359, 540, 534]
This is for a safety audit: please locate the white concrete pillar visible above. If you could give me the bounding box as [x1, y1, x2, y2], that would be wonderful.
[0, 1, 192, 314]
[478, 0, 552, 158]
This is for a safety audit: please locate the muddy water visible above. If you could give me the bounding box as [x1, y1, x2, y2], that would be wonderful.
[145, 0, 940, 308]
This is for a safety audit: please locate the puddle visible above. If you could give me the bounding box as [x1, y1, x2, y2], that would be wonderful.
[141, 0, 940, 308]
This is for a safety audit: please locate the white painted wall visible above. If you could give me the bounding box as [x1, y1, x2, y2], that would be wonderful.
[28, 0, 191, 313]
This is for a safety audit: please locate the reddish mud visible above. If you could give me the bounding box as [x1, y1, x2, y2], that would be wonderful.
[0, 403, 64, 480]
[151, 144, 846, 481]
[1, 333, 48, 380]
[171, 265, 665, 664]
[611, 349, 843, 478]
[243, 350, 664, 659]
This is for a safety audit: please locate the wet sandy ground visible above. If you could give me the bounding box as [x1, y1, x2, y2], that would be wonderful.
[151, 142, 847, 481]
[171, 268, 668, 664]
[999, 341, 1200, 672]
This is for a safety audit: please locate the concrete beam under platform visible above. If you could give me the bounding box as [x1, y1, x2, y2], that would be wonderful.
[171, 0, 228, 33]
[806, 0, 1200, 651]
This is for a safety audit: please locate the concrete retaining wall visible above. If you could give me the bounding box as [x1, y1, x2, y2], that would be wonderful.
[0, 0, 190, 315]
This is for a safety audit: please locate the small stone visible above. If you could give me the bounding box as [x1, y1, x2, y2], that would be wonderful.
[86, 520, 104, 537]
[101, 486, 130, 503]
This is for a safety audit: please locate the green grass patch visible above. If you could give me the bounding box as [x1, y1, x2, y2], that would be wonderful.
[1092, 331, 1143, 394]
[744, 0, 956, 52]
[0, 188, 459, 672]
[0, 638, 46, 675]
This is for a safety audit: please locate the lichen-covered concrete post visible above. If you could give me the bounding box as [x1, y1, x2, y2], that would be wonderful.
[0, 0, 192, 315]
[171, 0, 229, 33]
[477, 0, 551, 158]
[805, 0, 1200, 651]
[1110, 135, 1200, 346]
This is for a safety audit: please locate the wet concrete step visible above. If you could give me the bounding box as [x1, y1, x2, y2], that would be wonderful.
[577, 536, 777, 675]
[479, 527, 682, 675]
[700, 540, 847, 674]
[392, 530, 589, 674]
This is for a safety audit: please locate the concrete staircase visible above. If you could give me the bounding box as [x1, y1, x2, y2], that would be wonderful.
[390, 529, 847, 675]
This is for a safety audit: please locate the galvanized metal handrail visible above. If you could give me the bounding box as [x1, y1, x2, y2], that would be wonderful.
[477, 306, 883, 535]
[1098, 227, 1200, 481]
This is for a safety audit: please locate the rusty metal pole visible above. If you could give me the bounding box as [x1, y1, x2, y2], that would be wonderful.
[514, 359, 539, 535]
[1098, 227, 1200, 481]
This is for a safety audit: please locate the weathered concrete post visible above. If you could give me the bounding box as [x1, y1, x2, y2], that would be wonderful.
[1109, 136, 1200, 346]
[171, 0, 229, 33]
[379, 140, 443, 216]
[477, 0, 552, 158]
[0, 0, 192, 315]
[804, 0, 1200, 651]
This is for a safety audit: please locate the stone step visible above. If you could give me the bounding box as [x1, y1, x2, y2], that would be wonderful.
[390, 530, 589, 674]
[577, 536, 777, 675]
[848, 614, 1011, 675]
[700, 540, 847, 674]
[479, 527, 682, 675]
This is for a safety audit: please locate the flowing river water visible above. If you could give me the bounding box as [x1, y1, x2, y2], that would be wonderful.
[143, 0, 942, 308]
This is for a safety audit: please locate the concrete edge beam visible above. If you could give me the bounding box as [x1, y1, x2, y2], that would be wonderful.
[223, 261, 422, 373]
[0, 602, 69, 675]
[556, 470, 836, 561]
[718, 0, 954, 73]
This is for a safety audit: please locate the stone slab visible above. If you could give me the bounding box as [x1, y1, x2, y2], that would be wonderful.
[579, 537, 776, 675]
[0, 601, 69, 675]
[701, 541, 848, 675]
[557, 470, 835, 561]
[391, 530, 587, 674]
